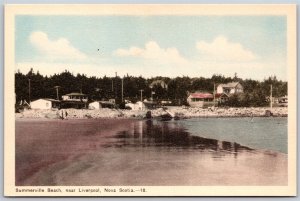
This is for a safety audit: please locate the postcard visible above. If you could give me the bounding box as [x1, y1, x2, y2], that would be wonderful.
[4, 4, 297, 196]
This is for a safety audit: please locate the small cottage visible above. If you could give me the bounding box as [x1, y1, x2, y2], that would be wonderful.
[89, 101, 101, 110]
[30, 98, 60, 109]
[278, 95, 288, 107]
[61, 92, 88, 109]
[215, 93, 229, 103]
[125, 101, 146, 110]
[62, 93, 88, 102]
[99, 100, 115, 109]
[187, 92, 214, 108]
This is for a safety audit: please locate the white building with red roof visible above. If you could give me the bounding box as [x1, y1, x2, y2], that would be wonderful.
[187, 92, 214, 108]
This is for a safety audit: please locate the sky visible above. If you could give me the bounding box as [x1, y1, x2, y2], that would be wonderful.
[15, 15, 287, 81]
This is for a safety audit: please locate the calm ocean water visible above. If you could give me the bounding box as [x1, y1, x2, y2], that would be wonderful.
[173, 117, 287, 153]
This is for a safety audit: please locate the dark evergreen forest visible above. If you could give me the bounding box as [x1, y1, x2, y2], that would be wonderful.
[15, 68, 287, 107]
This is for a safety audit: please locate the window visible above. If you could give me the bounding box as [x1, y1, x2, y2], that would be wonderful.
[224, 88, 230, 94]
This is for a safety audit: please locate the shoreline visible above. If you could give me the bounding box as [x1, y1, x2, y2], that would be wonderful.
[15, 106, 288, 120]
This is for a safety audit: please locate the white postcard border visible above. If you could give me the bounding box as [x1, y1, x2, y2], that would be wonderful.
[4, 4, 297, 196]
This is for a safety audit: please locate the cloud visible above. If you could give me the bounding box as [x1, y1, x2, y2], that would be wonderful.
[19, 35, 284, 81]
[196, 36, 256, 62]
[29, 31, 87, 61]
[114, 41, 188, 65]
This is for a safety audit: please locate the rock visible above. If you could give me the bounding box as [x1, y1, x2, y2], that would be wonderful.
[265, 110, 273, 117]
[145, 111, 152, 119]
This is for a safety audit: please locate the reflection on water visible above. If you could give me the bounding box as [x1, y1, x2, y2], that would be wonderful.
[109, 120, 252, 155]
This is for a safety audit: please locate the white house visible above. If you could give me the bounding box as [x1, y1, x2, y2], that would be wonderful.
[30, 98, 60, 109]
[217, 82, 243, 94]
[89, 101, 101, 110]
[61, 93, 88, 109]
[187, 92, 214, 108]
[125, 101, 146, 110]
[149, 80, 168, 89]
[62, 93, 88, 102]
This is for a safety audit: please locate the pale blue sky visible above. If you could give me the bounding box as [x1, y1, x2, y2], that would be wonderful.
[15, 15, 287, 80]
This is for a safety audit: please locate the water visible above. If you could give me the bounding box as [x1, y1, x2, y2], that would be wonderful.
[15, 118, 287, 186]
[173, 117, 287, 153]
[111, 120, 253, 153]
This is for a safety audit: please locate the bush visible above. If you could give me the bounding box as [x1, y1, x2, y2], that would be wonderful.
[220, 92, 268, 107]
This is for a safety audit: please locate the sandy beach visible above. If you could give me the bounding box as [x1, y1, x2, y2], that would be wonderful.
[16, 118, 287, 186]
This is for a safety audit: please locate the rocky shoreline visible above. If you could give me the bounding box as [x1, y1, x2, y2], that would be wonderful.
[15, 106, 288, 120]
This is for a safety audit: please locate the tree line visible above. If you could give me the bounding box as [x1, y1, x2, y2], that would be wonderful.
[15, 68, 287, 107]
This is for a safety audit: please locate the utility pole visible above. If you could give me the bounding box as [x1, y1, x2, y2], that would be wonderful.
[54, 86, 60, 100]
[111, 79, 114, 92]
[114, 72, 118, 99]
[28, 78, 31, 105]
[139, 89, 144, 102]
[139, 89, 144, 111]
[270, 84, 273, 111]
[150, 86, 153, 101]
[213, 83, 216, 107]
[121, 77, 124, 102]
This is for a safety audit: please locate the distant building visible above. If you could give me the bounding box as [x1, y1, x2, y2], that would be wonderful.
[89, 100, 116, 109]
[217, 82, 243, 94]
[161, 100, 172, 106]
[61, 92, 88, 109]
[125, 101, 146, 110]
[99, 100, 116, 109]
[143, 99, 158, 109]
[278, 95, 288, 107]
[62, 93, 88, 102]
[149, 80, 168, 89]
[214, 93, 229, 103]
[89, 101, 101, 110]
[278, 96, 288, 103]
[187, 92, 214, 108]
[108, 99, 116, 104]
[30, 98, 60, 110]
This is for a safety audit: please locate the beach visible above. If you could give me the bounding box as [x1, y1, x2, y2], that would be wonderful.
[16, 118, 287, 186]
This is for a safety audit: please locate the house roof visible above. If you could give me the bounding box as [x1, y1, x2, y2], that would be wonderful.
[149, 80, 168, 89]
[44, 98, 61, 102]
[99, 101, 115, 105]
[64, 93, 86, 96]
[218, 82, 240, 88]
[190, 93, 213, 99]
[61, 100, 87, 104]
[214, 93, 229, 98]
[33, 98, 60, 102]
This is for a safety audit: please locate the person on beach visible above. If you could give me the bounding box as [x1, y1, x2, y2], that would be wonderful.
[61, 109, 65, 120]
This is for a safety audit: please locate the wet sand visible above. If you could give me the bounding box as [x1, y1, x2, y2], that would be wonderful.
[16, 119, 287, 186]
